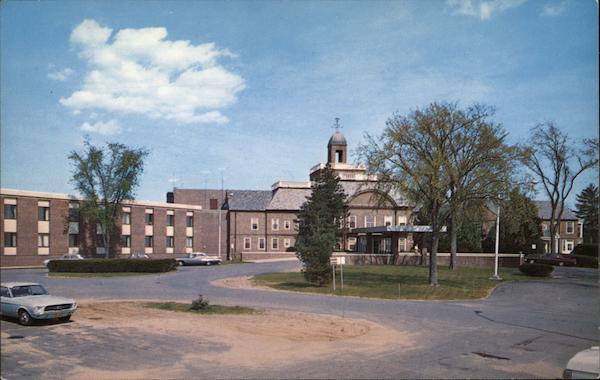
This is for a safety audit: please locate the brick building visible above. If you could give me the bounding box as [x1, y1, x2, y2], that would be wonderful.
[534, 201, 583, 254]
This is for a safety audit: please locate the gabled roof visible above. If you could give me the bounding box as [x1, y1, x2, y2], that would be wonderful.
[533, 201, 578, 220]
[341, 182, 410, 207]
[226, 190, 272, 211]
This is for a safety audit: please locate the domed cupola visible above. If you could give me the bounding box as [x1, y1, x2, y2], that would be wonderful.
[327, 118, 347, 164]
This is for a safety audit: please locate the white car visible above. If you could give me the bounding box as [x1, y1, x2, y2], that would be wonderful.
[0, 282, 77, 325]
[563, 346, 600, 379]
[43, 253, 85, 267]
[176, 252, 222, 266]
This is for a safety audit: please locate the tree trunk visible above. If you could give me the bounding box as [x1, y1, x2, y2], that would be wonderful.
[549, 221, 557, 255]
[449, 212, 458, 270]
[103, 229, 110, 259]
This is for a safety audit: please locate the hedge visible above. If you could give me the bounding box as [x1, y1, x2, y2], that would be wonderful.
[518, 263, 554, 277]
[47, 259, 178, 273]
[571, 244, 598, 258]
[572, 255, 598, 268]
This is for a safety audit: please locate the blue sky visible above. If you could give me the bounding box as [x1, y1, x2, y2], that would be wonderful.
[1, 0, 598, 205]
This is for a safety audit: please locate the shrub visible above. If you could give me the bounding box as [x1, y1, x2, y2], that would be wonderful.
[47, 259, 178, 273]
[571, 244, 598, 258]
[572, 255, 598, 268]
[285, 246, 296, 252]
[191, 294, 210, 310]
[518, 263, 554, 277]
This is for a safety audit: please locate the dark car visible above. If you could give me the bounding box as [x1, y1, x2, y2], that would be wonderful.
[525, 254, 577, 267]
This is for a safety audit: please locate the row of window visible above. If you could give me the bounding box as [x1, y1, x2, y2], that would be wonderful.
[121, 212, 193, 227]
[541, 221, 577, 234]
[3, 204, 51, 221]
[120, 235, 192, 248]
[243, 237, 292, 250]
[4, 233, 51, 248]
[251, 218, 292, 231]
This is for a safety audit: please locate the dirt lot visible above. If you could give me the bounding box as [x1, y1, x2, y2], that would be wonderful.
[1, 301, 414, 379]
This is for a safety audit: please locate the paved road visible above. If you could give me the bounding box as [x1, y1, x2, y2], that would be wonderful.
[1, 263, 598, 379]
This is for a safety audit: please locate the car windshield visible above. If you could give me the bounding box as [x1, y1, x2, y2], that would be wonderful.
[11, 285, 48, 297]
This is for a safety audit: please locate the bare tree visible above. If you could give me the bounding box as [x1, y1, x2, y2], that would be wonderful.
[521, 122, 598, 255]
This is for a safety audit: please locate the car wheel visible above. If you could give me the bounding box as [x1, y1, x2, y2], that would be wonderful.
[18, 310, 33, 326]
[59, 315, 71, 323]
[528, 260, 535, 263]
[178, 261, 184, 266]
[558, 262, 564, 266]
[206, 261, 211, 266]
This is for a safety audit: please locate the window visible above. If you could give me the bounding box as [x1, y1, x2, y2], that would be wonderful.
[258, 237, 265, 250]
[251, 218, 259, 230]
[244, 237, 251, 250]
[69, 202, 79, 222]
[96, 234, 104, 247]
[3, 204, 16, 219]
[121, 235, 131, 248]
[166, 236, 174, 248]
[397, 215, 407, 226]
[38, 234, 50, 248]
[210, 198, 218, 210]
[186, 237, 193, 248]
[384, 216, 393, 226]
[542, 223, 548, 231]
[347, 215, 357, 229]
[566, 221, 574, 234]
[145, 213, 154, 226]
[272, 218, 279, 231]
[365, 216, 376, 228]
[284, 238, 291, 249]
[565, 240, 574, 252]
[398, 238, 407, 252]
[38, 206, 50, 221]
[272, 238, 279, 250]
[347, 237, 357, 251]
[144, 236, 153, 248]
[122, 212, 131, 225]
[167, 214, 175, 227]
[4, 232, 17, 247]
[68, 234, 79, 247]
[0, 286, 9, 297]
[284, 220, 291, 230]
[186, 215, 193, 227]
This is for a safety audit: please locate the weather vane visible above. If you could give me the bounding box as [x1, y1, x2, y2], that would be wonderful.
[332, 117, 342, 132]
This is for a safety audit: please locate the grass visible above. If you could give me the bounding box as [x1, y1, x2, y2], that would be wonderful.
[143, 302, 258, 315]
[253, 265, 545, 300]
[48, 272, 161, 278]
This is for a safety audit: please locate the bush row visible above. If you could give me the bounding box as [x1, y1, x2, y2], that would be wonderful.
[571, 244, 598, 258]
[572, 255, 598, 268]
[518, 263, 554, 277]
[47, 259, 178, 273]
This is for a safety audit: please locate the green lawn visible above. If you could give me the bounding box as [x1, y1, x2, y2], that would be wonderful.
[48, 272, 162, 278]
[253, 265, 542, 300]
[143, 302, 258, 315]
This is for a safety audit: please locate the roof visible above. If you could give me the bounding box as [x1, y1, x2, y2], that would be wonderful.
[226, 190, 273, 211]
[341, 182, 410, 207]
[533, 201, 578, 220]
[268, 188, 311, 210]
[328, 131, 347, 146]
[1, 282, 41, 288]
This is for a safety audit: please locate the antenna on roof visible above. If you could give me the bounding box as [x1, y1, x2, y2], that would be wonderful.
[332, 117, 342, 132]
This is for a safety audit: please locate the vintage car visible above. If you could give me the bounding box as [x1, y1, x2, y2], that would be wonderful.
[176, 252, 222, 266]
[43, 253, 85, 267]
[128, 253, 150, 259]
[524, 254, 577, 267]
[0, 282, 78, 326]
[563, 346, 599, 379]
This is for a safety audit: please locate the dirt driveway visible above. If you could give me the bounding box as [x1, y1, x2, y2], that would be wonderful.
[1, 301, 413, 379]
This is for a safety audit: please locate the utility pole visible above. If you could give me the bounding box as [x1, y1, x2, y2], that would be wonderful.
[490, 205, 502, 280]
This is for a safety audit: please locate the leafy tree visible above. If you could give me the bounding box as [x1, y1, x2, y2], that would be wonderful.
[575, 184, 599, 244]
[520, 122, 598, 254]
[69, 140, 149, 258]
[482, 188, 540, 254]
[295, 165, 348, 285]
[359, 103, 454, 286]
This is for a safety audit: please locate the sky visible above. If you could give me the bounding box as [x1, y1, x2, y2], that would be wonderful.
[1, 0, 598, 206]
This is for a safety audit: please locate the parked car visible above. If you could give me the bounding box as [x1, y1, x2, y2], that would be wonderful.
[524, 254, 577, 267]
[43, 253, 85, 267]
[128, 253, 150, 259]
[563, 346, 599, 379]
[0, 282, 78, 326]
[176, 252, 222, 266]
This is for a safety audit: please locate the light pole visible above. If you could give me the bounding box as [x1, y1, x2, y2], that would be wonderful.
[218, 169, 224, 260]
[490, 204, 503, 280]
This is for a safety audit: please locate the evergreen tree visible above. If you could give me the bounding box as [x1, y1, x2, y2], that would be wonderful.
[575, 184, 599, 244]
[295, 165, 348, 286]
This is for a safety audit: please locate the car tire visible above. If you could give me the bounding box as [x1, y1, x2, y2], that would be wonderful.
[206, 261, 211, 266]
[558, 262, 564, 266]
[178, 261, 184, 266]
[18, 310, 33, 326]
[528, 260, 535, 263]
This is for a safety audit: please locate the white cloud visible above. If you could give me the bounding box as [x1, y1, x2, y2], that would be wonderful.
[541, 1, 568, 16]
[80, 119, 122, 135]
[447, 0, 527, 20]
[48, 67, 74, 81]
[61, 19, 245, 124]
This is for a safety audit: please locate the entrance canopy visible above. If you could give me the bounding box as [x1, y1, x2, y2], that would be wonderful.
[348, 225, 446, 254]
